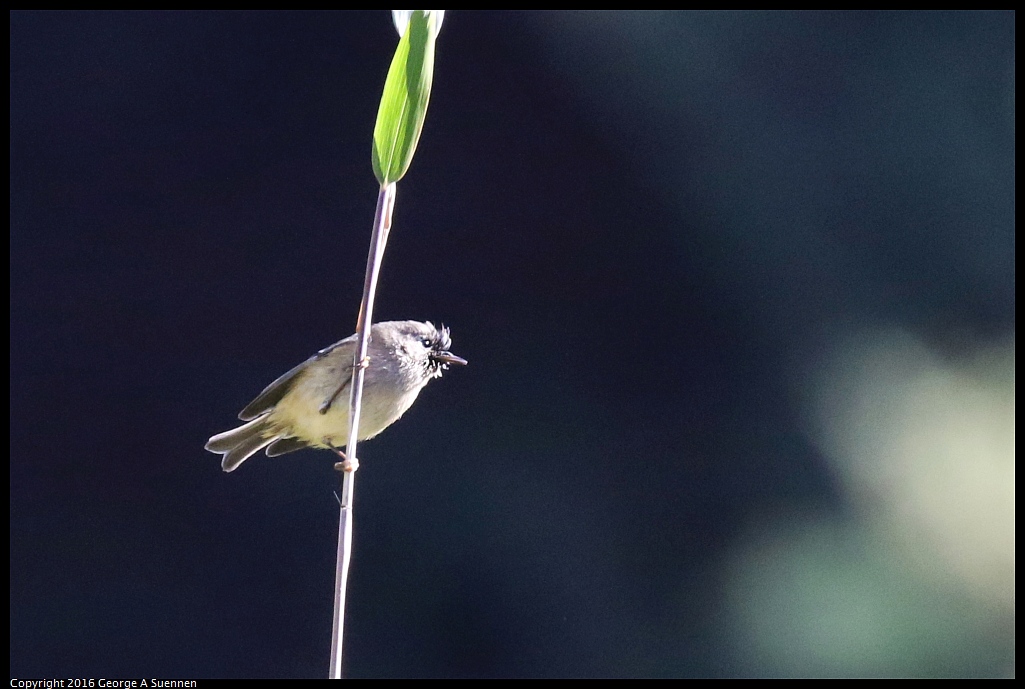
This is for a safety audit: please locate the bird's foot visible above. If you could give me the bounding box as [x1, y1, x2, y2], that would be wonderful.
[353, 355, 370, 371]
[331, 446, 359, 473]
[334, 457, 359, 473]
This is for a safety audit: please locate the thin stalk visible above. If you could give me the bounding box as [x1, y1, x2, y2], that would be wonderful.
[329, 182, 397, 679]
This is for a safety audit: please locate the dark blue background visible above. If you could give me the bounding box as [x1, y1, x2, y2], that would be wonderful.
[10, 11, 1014, 678]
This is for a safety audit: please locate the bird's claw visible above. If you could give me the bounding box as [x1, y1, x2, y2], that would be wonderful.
[332, 447, 359, 473]
[334, 457, 359, 473]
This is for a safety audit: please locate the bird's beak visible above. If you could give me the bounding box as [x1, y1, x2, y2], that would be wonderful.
[432, 351, 468, 367]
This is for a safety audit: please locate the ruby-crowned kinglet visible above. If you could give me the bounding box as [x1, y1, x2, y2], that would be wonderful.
[205, 320, 466, 472]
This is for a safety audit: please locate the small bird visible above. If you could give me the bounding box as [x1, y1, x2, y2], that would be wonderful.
[205, 320, 467, 472]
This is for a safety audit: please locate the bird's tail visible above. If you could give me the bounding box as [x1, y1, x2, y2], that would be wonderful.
[205, 415, 277, 473]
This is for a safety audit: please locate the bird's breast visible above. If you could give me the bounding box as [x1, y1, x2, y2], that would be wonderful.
[270, 361, 428, 447]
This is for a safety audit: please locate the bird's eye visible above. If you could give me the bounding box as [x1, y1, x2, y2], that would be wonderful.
[422, 338, 433, 348]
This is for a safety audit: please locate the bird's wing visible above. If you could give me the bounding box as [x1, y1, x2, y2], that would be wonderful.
[238, 334, 356, 421]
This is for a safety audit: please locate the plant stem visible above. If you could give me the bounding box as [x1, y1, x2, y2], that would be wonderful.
[329, 182, 397, 679]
